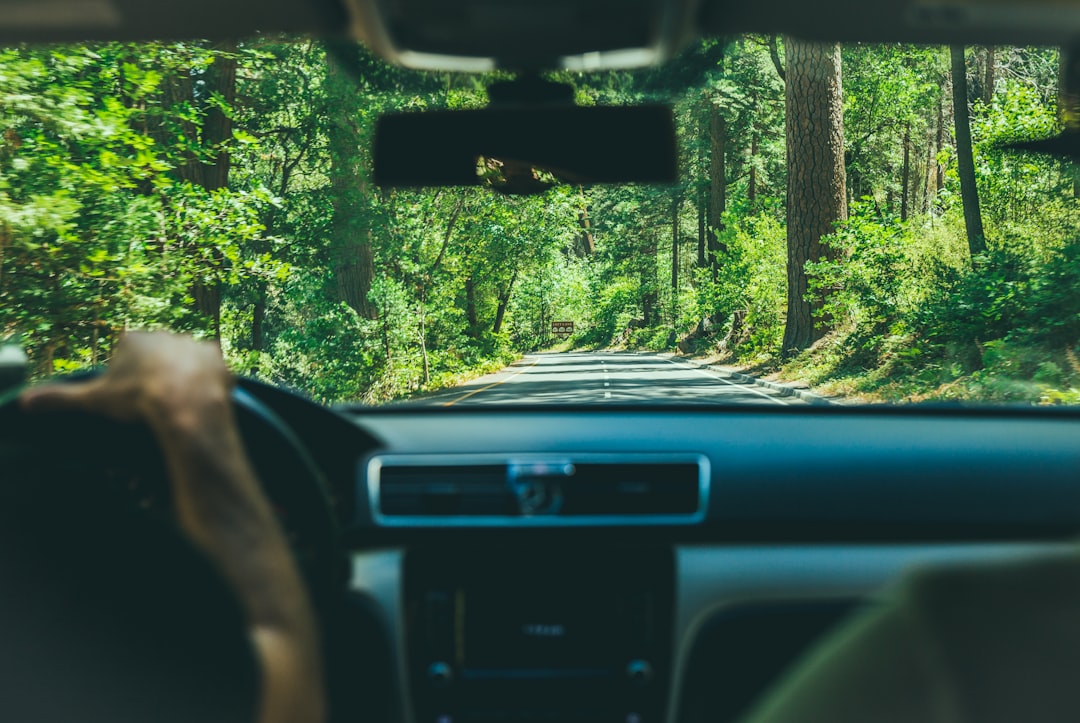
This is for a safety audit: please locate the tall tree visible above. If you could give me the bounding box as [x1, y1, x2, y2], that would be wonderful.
[575, 186, 595, 256]
[707, 102, 726, 278]
[950, 45, 987, 260]
[671, 192, 680, 325]
[326, 45, 377, 319]
[197, 45, 237, 337]
[158, 42, 239, 337]
[781, 38, 848, 354]
[748, 111, 760, 209]
[901, 121, 911, 222]
[697, 105, 709, 268]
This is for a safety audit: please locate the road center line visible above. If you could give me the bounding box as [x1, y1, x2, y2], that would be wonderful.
[442, 356, 540, 407]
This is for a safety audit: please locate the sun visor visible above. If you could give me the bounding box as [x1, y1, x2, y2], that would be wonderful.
[0, 0, 349, 44]
[703, 0, 1080, 45]
[373, 105, 677, 194]
[343, 0, 695, 71]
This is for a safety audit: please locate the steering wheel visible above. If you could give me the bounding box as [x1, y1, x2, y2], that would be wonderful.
[0, 373, 343, 722]
[0, 372, 341, 597]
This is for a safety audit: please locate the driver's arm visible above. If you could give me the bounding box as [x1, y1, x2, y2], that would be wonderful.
[20, 332, 325, 723]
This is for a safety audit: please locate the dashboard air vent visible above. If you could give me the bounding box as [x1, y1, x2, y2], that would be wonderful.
[378, 464, 514, 516]
[366, 454, 709, 526]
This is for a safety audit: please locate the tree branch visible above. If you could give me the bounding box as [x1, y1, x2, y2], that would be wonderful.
[769, 35, 786, 82]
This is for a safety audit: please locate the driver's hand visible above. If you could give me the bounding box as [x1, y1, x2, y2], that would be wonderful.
[19, 331, 233, 432]
[19, 330, 326, 723]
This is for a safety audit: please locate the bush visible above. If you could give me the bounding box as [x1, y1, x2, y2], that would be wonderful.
[689, 211, 787, 357]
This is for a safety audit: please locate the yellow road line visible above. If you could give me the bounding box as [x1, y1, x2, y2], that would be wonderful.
[442, 357, 540, 407]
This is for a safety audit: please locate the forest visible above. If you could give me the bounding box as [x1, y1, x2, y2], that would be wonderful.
[1, 36, 1077, 405]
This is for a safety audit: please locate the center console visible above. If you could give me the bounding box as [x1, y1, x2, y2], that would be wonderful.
[404, 546, 675, 723]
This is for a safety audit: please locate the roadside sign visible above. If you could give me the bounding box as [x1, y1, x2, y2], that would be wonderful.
[551, 321, 574, 339]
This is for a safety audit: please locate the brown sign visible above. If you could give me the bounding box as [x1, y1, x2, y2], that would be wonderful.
[551, 321, 574, 339]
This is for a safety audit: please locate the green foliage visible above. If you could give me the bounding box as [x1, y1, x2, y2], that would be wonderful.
[3, 36, 1079, 407]
[807, 201, 964, 337]
[842, 45, 945, 207]
[692, 212, 787, 357]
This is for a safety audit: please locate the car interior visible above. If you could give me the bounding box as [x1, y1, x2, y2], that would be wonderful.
[3, 1, 1080, 722]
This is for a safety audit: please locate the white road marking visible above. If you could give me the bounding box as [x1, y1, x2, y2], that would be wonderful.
[660, 357, 790, 406]
[437, 353, 793, 407]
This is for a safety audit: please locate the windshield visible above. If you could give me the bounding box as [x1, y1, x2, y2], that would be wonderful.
[0, 38, 1073, 407]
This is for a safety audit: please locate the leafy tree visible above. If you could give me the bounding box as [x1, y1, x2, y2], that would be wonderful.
[951, 45, 987, 260]
[781, 38, 848, 354]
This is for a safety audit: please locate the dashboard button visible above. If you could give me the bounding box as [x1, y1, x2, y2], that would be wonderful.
[427, 661, 454, 688]
[626, 659, 653, 686]
[426, 591, 454, 659]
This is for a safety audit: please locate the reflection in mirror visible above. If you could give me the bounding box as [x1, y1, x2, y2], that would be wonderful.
[476, 156, 560, 195]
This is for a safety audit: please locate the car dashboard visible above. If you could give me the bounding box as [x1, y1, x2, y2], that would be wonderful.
[286, 400, 1080, 723]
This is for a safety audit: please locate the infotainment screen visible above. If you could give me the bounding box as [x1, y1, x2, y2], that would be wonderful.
[405, 546, 674, 723]
[464, 584, 623, 670]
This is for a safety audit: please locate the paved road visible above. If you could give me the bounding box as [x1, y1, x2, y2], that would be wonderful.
[415, 352, 806, 407]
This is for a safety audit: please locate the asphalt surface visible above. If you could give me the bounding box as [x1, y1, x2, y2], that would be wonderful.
[415, 351, 808, 407]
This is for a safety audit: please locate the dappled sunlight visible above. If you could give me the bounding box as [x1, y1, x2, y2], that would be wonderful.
[0, 39, 1071, 407]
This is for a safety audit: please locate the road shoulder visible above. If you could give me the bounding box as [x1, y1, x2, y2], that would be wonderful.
[658, 353, 836, 406]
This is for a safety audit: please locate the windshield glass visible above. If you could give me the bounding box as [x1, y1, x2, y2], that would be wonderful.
[0, 39, 1073, 407]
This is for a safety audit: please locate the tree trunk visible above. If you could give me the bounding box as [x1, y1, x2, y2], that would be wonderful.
[748, 119, 759, 209]
[576, 186, 595, 256]
[1062, 45, 1080, 129]
[671, 194, 680, 325]
[768, 35, 786, 82]
[641, 232, 658, 327]
[951, 45, 987, 260]
[935, 94, 946, 193]
[192, 283, 222, 337]
[1057, 46, 1080, 198]
[431, 193, 465, 278]
[708, 102, 726, 279]
[922, 138, 934, 214]
[172, 42, 236, 339]
[643, 291, 657, 327]
[34, 340, 55, 378]
[90, 301, 102, 366]
[419, 296, 430, 386]
[696, 184, 707, 268]
[901, 121, 911, 222]
[697, 108, 708, 269]
[983, 46, 995, 106]
[781, 38, 848, 355]
[492, 270, 517, 335]
[0, 223, 8, 295]
[252, 291, 265, 352]
[381, 290, 392, 362]
[465, 276, 479, 339]
[201, 45, 236, 191]
[327, 45, 377, 319]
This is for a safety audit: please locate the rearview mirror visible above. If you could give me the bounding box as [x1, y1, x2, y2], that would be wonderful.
[373, 105, 677, 194]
